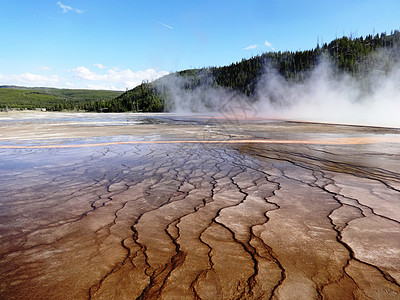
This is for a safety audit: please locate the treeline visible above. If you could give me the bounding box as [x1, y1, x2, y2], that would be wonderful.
[0, 87, 122, 111]
[211, 30, 400, 94]
[83, 82, 164, 112]
[323, 31, 400, 74]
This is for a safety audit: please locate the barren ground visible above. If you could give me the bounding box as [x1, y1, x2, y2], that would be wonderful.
[1, 112, 400, 299]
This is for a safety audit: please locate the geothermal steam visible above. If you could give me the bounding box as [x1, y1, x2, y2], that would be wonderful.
[156, 50, 400, 128]
[256, 53, 400, 127]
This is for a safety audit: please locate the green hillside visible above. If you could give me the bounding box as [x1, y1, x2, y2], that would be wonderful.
[0, 86, 122, 111]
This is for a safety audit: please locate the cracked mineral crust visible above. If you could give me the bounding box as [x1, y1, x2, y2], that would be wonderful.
[0, 112, 400, 299]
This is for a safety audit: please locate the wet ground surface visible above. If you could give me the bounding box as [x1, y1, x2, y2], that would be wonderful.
[1, 112, 400, 299]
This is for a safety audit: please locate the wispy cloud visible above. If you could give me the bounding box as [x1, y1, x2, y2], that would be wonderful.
[57, 2, 84, 14]
[93, 63, 106, 69]
[38, 66, 51, 71]
[244, 44, 259, 50]
[265, 40, 275, 50]
[154, 20, 174, 30]
[244, 41, 274, 51]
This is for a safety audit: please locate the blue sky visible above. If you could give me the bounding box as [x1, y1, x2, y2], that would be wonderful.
[1, 0, 400, 90]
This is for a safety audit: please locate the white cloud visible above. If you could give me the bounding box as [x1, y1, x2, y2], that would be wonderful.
[85, 83, 119, 90]
[72, 66, 97, 80]
[244, 41, 274, 51]
[93, 63, 106, 69]
[57, 2, 84, 14]
[244, 44, 259, 50]
[70, 66, 169, 90]
[265, 40, 275, 50]
[0, 72, 59, 87]
[38, 66, 51, 71]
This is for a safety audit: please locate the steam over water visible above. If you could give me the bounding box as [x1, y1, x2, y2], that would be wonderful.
[158, 52, 400, 128]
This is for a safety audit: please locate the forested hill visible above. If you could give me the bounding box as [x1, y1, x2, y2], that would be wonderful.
[103, 29, 400, 113]
[0, 86, 121, 111]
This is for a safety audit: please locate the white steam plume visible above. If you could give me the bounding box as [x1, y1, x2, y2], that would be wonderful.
[155, 72, 241, 113]
[156, 49, 400, 128]
[255, 52, 400, 128]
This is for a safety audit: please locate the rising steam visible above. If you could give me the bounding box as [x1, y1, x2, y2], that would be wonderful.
[256, 52, 400, 127]
[155, 50, 400, 128]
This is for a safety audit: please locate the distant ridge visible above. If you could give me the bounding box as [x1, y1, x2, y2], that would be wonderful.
[0, 86, 122, 111]
[0, 85, 122, 92]
[0, 85, 28, 89]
